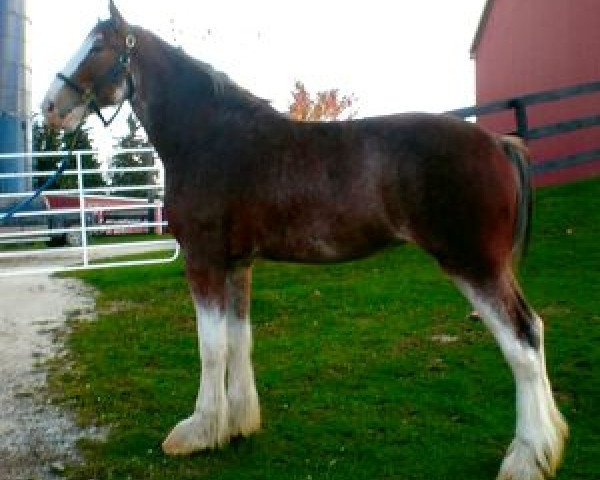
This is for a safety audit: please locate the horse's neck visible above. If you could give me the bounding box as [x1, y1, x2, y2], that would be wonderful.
[128, 32, 181, 139]
[128, 29, 280, 159]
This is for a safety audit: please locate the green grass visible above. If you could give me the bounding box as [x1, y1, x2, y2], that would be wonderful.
[88, 232, 174, 245]
[51, 177, 600, 479]
[0, 238, 48, 252]
[0, 232, 172, 253]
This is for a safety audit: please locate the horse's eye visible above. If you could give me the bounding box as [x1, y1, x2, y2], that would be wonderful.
[90, 45, 104, 54]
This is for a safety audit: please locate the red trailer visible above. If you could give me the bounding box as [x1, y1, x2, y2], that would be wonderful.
[42, 193, 163, 246]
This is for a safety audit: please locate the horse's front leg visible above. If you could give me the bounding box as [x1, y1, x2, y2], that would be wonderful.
[162, 265, 230, 455]
[226, 265, 261, 438]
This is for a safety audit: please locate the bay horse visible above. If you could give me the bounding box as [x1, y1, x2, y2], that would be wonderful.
[42, 2, 567, 479]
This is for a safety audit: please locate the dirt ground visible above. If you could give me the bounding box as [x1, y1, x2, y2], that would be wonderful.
[0, 274, 99, 480]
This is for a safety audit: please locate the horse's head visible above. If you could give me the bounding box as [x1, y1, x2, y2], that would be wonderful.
[42, 1, 135, 131]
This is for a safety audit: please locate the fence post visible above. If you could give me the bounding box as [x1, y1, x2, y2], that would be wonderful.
[509, 99, 529, 140]
[76, 152, 89, 266]
[155, 199, 163, 235]
[147, 189, 155, 235]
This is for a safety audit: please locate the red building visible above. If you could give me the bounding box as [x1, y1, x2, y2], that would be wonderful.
[471, 0, 600, 185]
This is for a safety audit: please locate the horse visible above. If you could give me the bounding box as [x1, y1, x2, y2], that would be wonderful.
[42, 2, 567, 479]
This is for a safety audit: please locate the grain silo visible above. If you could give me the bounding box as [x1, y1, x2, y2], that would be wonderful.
[0, 0, 31, 194]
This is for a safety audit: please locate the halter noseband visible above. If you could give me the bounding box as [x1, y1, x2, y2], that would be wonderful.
[56, 33, 136, 128]
[2, 33, 136, 224]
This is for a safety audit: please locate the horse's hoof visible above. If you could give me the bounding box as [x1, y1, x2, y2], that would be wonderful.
[162, 413, 229, 455]
[228, 391, 261, 438]
[497, 431, 566, 480]
[497, 442, 546, 480]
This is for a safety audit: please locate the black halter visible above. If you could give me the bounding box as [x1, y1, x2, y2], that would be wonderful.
[1, 34, 137, 224]
[56, 33, 136, 127]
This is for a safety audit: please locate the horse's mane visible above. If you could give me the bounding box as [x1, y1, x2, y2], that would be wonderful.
[134, 24, 277, 115]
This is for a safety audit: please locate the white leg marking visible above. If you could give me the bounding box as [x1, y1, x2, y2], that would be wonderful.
[162, 302, 229, 455]
[455, 279, 567, 480]
[227, 314, 261, 437]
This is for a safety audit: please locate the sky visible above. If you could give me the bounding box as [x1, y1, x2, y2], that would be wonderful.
[29, 0, 486, 146]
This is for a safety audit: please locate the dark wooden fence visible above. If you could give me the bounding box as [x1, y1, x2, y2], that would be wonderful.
[447, 79, 600, 175]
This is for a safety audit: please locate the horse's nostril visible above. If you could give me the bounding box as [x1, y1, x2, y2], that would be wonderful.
[47, 101, 55, 113]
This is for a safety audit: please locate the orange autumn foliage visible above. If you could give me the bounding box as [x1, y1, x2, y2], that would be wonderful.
[288, 81, 356, 121]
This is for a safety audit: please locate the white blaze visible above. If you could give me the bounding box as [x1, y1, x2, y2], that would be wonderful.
[42, 33, 100, 114]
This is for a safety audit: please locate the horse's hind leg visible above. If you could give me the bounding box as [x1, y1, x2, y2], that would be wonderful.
[225, 265, 261, 438]
[453, 270, 567, 480]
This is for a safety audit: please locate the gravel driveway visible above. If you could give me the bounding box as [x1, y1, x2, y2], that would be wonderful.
[0, 242, 176, 478]
[0, 274, 98, 480]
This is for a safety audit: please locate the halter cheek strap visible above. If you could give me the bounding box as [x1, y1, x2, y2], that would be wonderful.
[2, 35, 137, 223]
[56, 33, 136, 128]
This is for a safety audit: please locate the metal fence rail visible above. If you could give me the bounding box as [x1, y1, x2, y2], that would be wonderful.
[0, 147, 180, 277]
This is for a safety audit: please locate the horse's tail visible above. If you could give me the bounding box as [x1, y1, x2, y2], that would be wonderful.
[500, 135, 533, 260]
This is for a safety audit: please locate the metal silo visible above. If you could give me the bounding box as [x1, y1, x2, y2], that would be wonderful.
[0, 0, 31, 194]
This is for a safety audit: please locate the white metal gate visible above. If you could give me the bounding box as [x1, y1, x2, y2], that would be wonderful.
[0, 147, 179, 277]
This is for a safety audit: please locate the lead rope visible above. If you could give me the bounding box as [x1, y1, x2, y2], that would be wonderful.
[0, 117, 86, 223]
[0, 33, 136, 224]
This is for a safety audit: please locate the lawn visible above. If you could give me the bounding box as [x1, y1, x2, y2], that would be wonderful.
[51, 177, 599, 479]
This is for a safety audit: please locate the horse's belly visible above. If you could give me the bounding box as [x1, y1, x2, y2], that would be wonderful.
[259, 221, 400, 263]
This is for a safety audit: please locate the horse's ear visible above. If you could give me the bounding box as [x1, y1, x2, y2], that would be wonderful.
[109, 0, 127, 33]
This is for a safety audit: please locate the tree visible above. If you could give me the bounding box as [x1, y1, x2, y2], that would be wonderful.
[32, 121, 60, 190]
[32, 119, 105, 190]
[288, 81, 357, 121]
[110, 113, 157, 198]
[62, 128, 106, 190]
[32, 121, 61, 153]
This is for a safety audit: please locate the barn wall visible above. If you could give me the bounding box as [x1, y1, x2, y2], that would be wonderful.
[473, 0, 600, 185]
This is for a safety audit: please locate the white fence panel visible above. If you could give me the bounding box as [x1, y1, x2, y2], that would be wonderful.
[0, 148, 180, 277]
